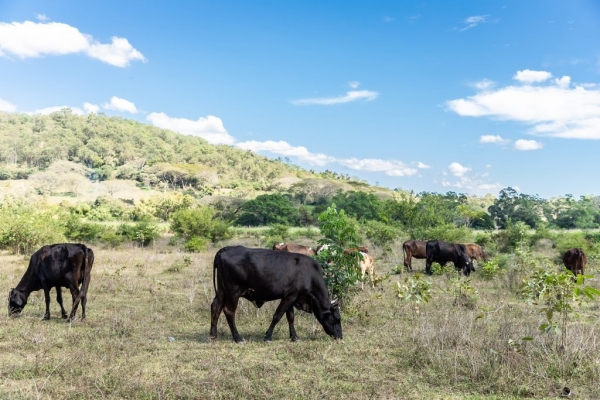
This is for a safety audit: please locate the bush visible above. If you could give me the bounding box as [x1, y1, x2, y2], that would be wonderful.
[395, 273, 432, 303]
[117, 220, 162, 247]
[184, 236, 208, 252]
[64, 217, 106, 242]
[170, 206, 231, 243]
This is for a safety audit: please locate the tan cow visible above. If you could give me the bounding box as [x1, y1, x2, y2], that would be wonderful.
[272, 242, 316, 256]
[357, 252, 375, 290]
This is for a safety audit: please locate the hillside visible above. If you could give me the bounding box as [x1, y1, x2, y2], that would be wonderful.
[0, 110, 395, 202]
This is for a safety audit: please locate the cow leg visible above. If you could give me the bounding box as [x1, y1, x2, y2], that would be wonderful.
[285, 308, 298, 342]
[265, 297, 296, 342]
[222, 297, 243, 343]
[67, 285, 81, 322]
[425, 259, 433, 276]
[404, 254, 412, 272]
[56, 287, 68, 319]
[42, 286, 51, 320]
[210, 295, 225, 338]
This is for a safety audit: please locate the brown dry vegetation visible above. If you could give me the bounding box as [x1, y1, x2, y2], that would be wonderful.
[1, 240, 599, 399]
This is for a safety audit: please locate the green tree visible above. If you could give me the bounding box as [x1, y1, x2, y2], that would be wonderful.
[170, 206, 231, 243]
[234, 194, 299, 226]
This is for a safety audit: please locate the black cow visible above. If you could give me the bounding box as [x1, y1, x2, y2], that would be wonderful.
[425, 240, 473, 276]
[8, 243, 94, 322]
[210, 245, 342, 343]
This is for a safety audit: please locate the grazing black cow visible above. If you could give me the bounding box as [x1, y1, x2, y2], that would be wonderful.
[402, 240, 427, 272]
[425, 240, 473, 276]
[563, 248, 586, 276]
[8, 243, 94, 322]
[210, 245, 343, 343]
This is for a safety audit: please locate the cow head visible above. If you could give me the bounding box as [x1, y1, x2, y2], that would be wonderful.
[8, 288, 27, 317]
[318, 299, 343, 339]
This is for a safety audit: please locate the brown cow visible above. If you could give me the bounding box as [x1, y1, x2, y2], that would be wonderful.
[402, 240, 427, 272]
[463, 243, 487, 262]
[562, 248, 586, 276]
[272, 242, 316, 256]
[343, 246, 369, 255]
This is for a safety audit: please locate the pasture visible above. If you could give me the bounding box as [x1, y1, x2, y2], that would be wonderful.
[1, 240, 599, 399]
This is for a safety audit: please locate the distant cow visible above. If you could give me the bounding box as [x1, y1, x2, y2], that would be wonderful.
[273, 242, 316, 256]
[210, 246, 342, 342]
[317, 244, 374, 288]
[425, 240, 473, 276]
[402, 240, 427, 272]
[9, 243, 94, 322]
[562, 248, 586, 276]
[463, 243, 487, 272]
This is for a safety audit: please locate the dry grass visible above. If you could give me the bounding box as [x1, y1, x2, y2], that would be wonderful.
[1, 242, 599, 399]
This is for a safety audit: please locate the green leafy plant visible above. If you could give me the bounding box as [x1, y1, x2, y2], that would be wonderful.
[447, 277, 478, 309]
[521, 269, 600, 351]
[480, 259, 502, 280]
[316, 204, 362, 306]
[395, 273, 432, 303]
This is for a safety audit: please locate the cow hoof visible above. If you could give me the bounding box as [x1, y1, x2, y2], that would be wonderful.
[61, 314, 68, 319]
[42, 315, 50, 320]
[290, 337, 298, 342]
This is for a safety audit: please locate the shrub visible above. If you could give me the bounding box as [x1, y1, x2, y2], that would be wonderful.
[170, 206, 231, 243]
[184, 236, 208, 252]
[117, 220, 162, 247]
[395, 273, 432, 303]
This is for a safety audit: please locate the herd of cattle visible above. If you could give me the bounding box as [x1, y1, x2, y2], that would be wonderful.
[6, 239, 588, 343]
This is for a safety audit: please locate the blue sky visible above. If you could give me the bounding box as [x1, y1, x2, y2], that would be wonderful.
[1, 1, 600, 198]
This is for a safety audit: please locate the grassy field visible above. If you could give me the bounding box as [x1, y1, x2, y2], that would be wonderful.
[1, 240, 599, 399]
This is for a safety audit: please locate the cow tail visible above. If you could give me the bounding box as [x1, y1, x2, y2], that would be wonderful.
[402, 243, 407, 264]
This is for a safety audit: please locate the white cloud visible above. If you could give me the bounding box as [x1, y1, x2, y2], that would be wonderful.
[446, 70, 600, 139]
[36, 14, 48, 21]
[0, 98, 17, 112]
[337, 158, 418, 176]
[348, 81, 360, 89]
[0, 21, 145, 67]
[514, 139, 543, 151]
[236, 140, 334, 166]
[416, 162, 431, 169]
[236, 139, 418, 176]
[480, 135, 509, 144]
[448, 162, 471, 177]
[472, 79, 495, 90]
[147, 112, 235, 145]
[102, 96, 137, 113]
[291, 90, 379, 105]
[86, 37, 145, 68]
[384, 16, 394, 23]
[513, 69, 552, 83]
[442, 164, 503, 195]
[84, 102, 100, 113]
[33, 106, 85, 115]
[460, 15, 489, 31]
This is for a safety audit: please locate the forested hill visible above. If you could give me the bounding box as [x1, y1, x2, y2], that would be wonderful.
[0, 109, 381, 198]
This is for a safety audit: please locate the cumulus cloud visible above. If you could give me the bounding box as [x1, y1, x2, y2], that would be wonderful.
[348, 81, 360, 89]
[235, 139, 418, 176]
[442, 164, 503, 195]
[416, 162, 431, 169]
[147, 112, 235, 145]
[514, 139, 543, 151]
[236, 140, 334, 166]
[446, 70, 600, 139]
[480, 135, 509, 144]
[448, 162, 471, 177]
[102, 96, 137, 113]
[291, 90, 379, 105]
[0, 21, 145, 67]
[0, 98, 17, 112]
[337, 158, 418, 177]
[472, 79, 495, 90]
[33, 106, 85, 115]
[460, 15, 489, 31]
[513, 69, 552, 83]
[36, 14, 48, 21]
[84, 102, 100, 113]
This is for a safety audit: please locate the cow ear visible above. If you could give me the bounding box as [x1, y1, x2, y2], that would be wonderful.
[331, 299, 339, 307]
